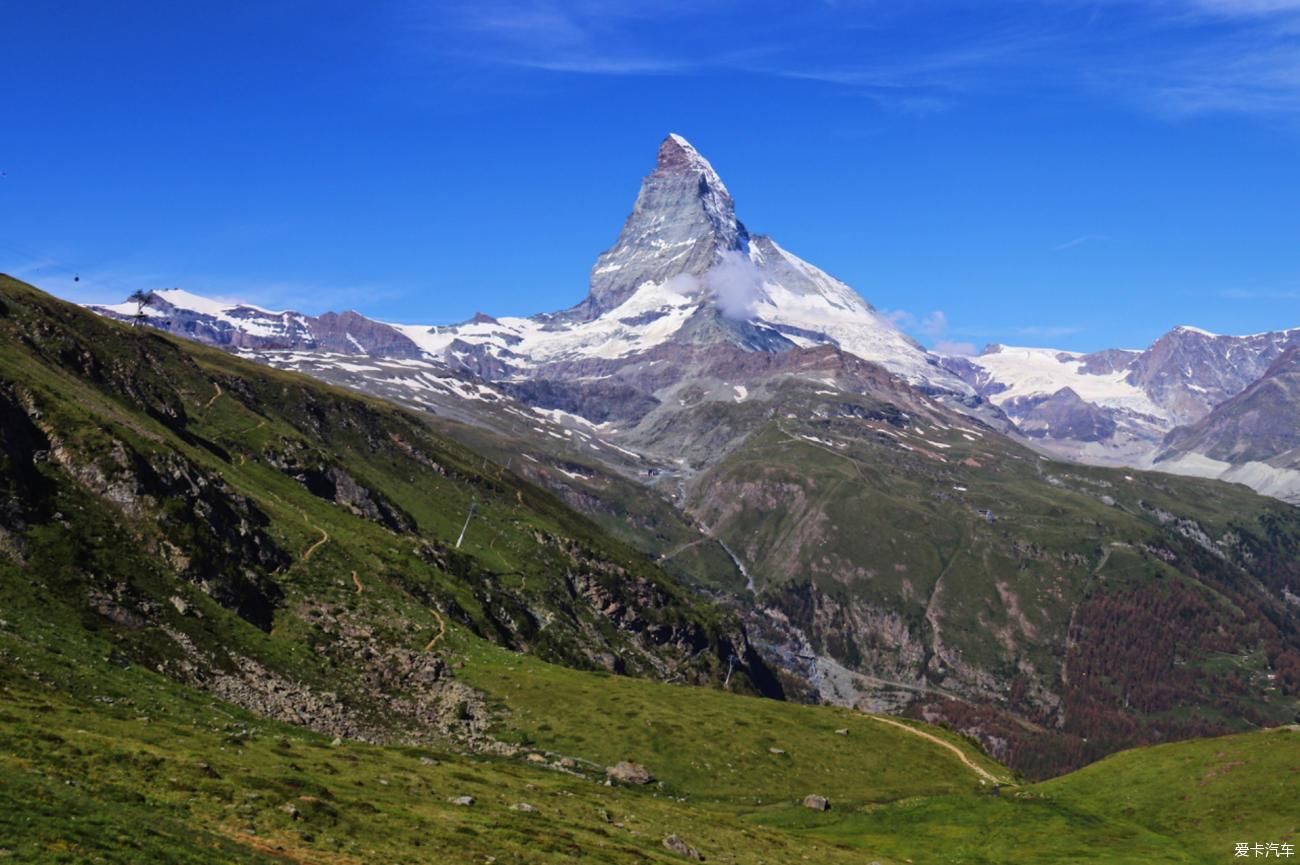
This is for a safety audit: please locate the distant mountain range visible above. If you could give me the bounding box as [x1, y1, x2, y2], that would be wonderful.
[80, 134, 1300, 776]
[90, 136, 1300, 505]
[944, 326, 1300, 501]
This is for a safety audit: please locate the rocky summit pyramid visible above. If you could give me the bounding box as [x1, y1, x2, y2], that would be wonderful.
[584, 133, 751, 317]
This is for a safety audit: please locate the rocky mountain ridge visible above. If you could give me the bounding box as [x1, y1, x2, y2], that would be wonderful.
[1153, 345, 1300, 499]
[94, 288, 424, 357]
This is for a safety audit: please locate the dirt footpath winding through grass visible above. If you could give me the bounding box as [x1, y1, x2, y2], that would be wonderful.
[350, 570, 363, 594]
[423, 608, 446, 652]
[203, 381, 223, 410]
[867, 715, 1006, 785]
[659, 536, 708, 562]
[301, 517, 330, 561]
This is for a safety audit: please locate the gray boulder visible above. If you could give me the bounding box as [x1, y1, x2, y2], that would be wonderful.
[663, 834, 704, 860]
[606, 761, 654, 785]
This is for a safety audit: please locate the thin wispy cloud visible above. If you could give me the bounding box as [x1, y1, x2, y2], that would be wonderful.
[1185, 0, 1300, 17]
[420, 1, 719, 78]
[1053, 234, 1113, 251]
[1116, 30, 1300, 115]
[764, 25, 1054, 90]
[509, 55, 694, 75]
[1217, 286, 1300, 299]
[920, 310, 950, 338]
[1015, 324, 1083, 337]
[411, 0, 1300, 118]
[5, 257, 397, 316]
[885, 307, 968, 348]
[933, 339, 979, 356]
[466, 6, 587, 44]
[1087, 0, 1300, 114]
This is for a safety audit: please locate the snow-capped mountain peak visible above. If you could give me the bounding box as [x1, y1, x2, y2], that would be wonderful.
[556, 134, 965, 391]
[585, 133, 751, 317]
[1171, 324, 1218, 337]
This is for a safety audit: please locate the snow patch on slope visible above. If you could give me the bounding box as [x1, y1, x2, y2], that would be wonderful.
[969, 346, 1165, 419]
[390, 278, 698, 365]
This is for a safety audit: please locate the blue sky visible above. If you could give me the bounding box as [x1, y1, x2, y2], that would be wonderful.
[3, 0, 1300, 353]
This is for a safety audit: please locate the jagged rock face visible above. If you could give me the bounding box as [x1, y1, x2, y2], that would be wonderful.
[585, 134, 749, 317]
[1128, 326, 1300, 426]
[310, 311, 424, 358]
[1159, 346, 1300, 465]
[1076, 348, 1140, 376]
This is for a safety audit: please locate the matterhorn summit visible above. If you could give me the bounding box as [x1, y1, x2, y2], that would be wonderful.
[480, 132, 965, 392]
[584, 133, 751, 317]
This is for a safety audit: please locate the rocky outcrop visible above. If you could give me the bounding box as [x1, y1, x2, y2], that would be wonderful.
[1006, 388, 1117, 442]
[606, 761, 654, 785]
[0, 386, 54, 542]
[309, 311, 423, 358]
[160, 605, 510, 752]
[15, 390, 288, 628]
[662, 834, 704, 860]
[1159, 347, 1300, 465]
[265, 442, 415, 533]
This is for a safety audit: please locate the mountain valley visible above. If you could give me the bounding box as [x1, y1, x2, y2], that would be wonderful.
[76, 136, 1300, 784]
[7, 270, 1300, 862]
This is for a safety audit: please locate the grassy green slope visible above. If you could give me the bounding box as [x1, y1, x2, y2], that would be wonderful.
[455, 637, 1013, 807]
[0, 272, 787, 745]
[420, 414, 749, 595]
[0, 678, 896, 865]
[2, 654, 1294, 864]
[794, 725, 1299, 864]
